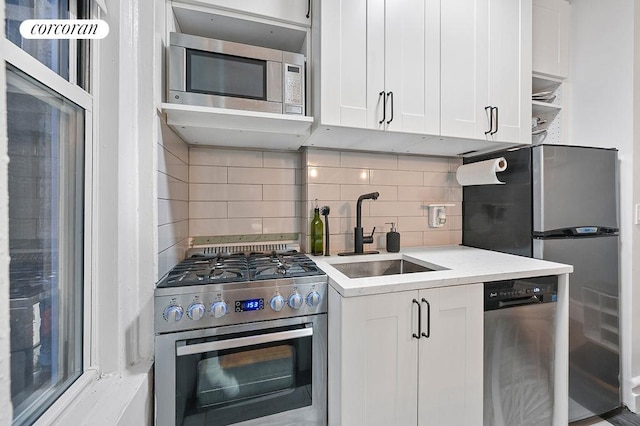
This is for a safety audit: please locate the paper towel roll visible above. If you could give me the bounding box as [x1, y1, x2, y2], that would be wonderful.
[456, 157, 508, 186]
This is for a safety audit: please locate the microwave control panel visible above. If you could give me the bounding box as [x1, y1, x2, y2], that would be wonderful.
[284, 63, 303, 114]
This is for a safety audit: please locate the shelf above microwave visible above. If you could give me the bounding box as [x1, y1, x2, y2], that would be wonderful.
[162, 103, 314, 150]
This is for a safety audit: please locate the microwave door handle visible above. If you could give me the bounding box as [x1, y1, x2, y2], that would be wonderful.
[176, 327, 313, 356]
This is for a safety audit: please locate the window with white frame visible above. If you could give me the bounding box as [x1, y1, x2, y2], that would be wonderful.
[4, 0, 91, 424]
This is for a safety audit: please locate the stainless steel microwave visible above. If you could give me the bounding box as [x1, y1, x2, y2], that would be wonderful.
[168, 32, 306, 115]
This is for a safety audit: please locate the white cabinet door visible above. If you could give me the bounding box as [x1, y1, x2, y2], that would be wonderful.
[440, 0, 531, 145]
[319, 0, 371, 129]
[319, 0, 439, 134]
[488, 0, 532, 144]
[418, 283, 484, 426]
[383, 0, 440, 135]
[334, 290, 418, 426]
[330, 283, 483, 425]
[532, 0, 570, 78]
[440, 0, 490, 140]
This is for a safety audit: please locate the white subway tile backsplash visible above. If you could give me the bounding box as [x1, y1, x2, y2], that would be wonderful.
[339, 185, 398, 202]
[369, 169, 423, 186]
[228, 201, 297, 218]
[263, 185, 300, 201]
[189, 201, 227, 219]
[307, 167, 369, 185]
[189, 166, 227, 183]
[190, 218, 262, 236]
[308, 184, 341, 202]
[398, 186, 448, 202]
[449, 158, 463, 173]
[158, 172, 189, 201]
[263, 151, 301, 169]
[423, 230, 452, 246]
[159, 120, 188, 164]
[447, 215, 462, 231]
[158, 147, 188, 182]
[340, 151, 397, 170]
[228, 168, 296, 185]
[370, 201, 424, 217]
[397, 216, 429, 232]
[158, 239, 189, 279]
[449, 187, 462, 202]
[189, 184, 262, 201]
[263, 217, 301, 234]
[399, 231, 424, 247]
[190, 147, 263, 167]
[424, 172, 455, 187]
[158, 220, 189, 253]
[158, 142, 463, 262]
[398, 154, 450, 172]
[306, 149, 341, 167]
[158, 199, 188, 226]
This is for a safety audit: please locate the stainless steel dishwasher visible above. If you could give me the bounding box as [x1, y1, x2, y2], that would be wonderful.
[484, 276, 558, 426]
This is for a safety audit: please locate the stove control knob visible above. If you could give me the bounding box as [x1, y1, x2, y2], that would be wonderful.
[163, 305, 184, 323]
[187, 303, 206, 321]
[211, 301, 228, 319]
[270, 295, 286, 312]
[306, 291, 321, 307]
[288, 292, 303, 309]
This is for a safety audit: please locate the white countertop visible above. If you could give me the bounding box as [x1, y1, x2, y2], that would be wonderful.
[314, 245, 573, 297]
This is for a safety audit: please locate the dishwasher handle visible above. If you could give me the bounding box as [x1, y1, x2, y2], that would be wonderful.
[498, 295, 540, 309]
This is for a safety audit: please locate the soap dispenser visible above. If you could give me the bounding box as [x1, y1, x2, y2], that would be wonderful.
[385, 222, 400, 253]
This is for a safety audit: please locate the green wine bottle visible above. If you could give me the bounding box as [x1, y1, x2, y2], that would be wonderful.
[310, 200, 324, 255]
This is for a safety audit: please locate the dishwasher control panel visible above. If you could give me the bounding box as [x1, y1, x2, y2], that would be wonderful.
[484, 276, 558, 311]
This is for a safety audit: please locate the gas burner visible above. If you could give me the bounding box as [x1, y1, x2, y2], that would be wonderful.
[248, 251, 323, 280]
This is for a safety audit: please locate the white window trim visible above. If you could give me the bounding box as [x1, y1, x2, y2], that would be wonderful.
[4, 32, 98, 422]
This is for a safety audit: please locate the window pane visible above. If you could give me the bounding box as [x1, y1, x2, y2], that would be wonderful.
[5, 0, 71, 79]
[7, 65, 84, 425]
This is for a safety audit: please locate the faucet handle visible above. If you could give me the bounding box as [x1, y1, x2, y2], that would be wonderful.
[363, 227, 376, 244]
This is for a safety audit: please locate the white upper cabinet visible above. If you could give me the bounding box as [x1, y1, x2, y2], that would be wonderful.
[532, 0, 570, 78]
[441, 0, 532, 145]
[315, 0, 439, 135]
[311, 0, 532, 155]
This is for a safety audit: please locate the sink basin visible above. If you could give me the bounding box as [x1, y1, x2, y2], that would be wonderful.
[331, 259, 437, 279]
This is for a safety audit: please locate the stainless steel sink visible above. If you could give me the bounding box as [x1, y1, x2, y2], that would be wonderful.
[331, 259, 437, 279]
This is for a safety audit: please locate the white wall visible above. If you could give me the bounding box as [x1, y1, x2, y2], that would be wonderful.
[0, 0, 14, 422]
[568, 0, 636, 410]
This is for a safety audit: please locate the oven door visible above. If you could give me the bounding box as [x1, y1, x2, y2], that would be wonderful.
[155, 315, 327, 426]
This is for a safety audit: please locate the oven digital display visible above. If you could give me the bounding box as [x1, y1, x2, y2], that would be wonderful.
[236, 298, 264, 312]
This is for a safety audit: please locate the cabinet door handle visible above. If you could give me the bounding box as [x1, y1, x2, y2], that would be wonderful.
[484, 106, 493, 135]
[306, 0, 311, 18]
[379, 91, 387, 124]
[412, 299, 421, 339]
[421, 298, 431, 338]
[490, 107, 499, 135]
[386, 91, 394, 124]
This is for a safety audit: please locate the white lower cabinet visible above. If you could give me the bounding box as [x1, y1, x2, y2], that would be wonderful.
[328, 283, 483, 425]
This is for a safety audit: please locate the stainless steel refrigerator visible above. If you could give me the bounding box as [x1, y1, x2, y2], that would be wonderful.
[463, 144, 620, 422]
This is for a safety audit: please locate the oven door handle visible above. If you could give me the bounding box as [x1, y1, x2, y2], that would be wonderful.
[176, 327, 313, 357]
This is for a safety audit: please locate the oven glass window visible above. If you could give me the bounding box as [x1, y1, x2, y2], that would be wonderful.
[176, 328, 313, 426]
[186, 50, 267, 100]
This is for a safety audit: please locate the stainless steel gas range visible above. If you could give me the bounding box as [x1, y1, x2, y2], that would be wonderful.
[154, 248, 328, 426]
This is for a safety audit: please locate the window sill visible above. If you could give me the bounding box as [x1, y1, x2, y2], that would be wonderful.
[34, 360, 153, 426]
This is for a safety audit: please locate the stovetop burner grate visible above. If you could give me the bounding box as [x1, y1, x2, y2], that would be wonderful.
[159, 250, 324, 288]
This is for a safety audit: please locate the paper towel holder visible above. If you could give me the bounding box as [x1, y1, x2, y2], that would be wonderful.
[427, 204, 455, 228]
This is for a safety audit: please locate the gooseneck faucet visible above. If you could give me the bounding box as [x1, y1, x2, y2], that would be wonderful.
[355, 192, 379, 253]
